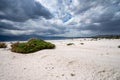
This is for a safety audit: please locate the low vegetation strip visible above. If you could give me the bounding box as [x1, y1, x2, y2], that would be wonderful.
[11, 38, 55, 53]
[0, 42, 7, 48]
[67, 43, 74, 46]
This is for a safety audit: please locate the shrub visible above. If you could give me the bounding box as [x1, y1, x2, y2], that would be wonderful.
[67, 43, 74, 46]
[80, 43, 84, 45]
[0, 42, 7, 48]
[118, 45, 120, 48]
[11, 38, 55, 53]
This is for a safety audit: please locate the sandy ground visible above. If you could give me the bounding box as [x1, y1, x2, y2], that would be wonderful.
[0, 38, 120, 80]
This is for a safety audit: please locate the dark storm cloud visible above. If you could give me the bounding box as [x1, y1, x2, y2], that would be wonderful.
[0, 22, 21, 30]
[76, 19, 120, 35]
[0, 22, 25, 36]
[0, 0, 52, 22]
[73, 0, 120, 35]
[98, 19, 120, 33]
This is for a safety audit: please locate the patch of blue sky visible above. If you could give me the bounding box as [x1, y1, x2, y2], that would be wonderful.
[62, 13, 72, 22]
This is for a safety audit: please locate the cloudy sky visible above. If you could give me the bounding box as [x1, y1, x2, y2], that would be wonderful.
[0, 0, 120, 39]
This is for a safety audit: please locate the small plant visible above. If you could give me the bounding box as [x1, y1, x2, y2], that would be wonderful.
[11, 38, 55, 53]
[70, 73, 75, 76]
[0, 42, 7, 48]
[118, 45, 120, 48]
[67, 43, 74, 46]
[80, 43, 84, 45]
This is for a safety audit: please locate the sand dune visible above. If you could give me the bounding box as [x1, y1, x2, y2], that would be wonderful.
[0, 39, 120, 80]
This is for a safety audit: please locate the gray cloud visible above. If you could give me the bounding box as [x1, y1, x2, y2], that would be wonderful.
[0, 22, 21, 30]
[75, 0, 120, 14]
[0, 22, 23, 35]
[69, 0, 120, 36]
[0, 0, 52, 22]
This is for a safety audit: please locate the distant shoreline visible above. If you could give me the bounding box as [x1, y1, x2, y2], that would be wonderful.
[0, 35, 120, 41]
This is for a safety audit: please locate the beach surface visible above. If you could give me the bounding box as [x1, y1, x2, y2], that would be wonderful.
[0, 39, 120, 80]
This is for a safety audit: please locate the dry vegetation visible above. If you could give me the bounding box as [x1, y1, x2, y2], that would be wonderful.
[0, 42, 7, 48]
[80, 43, 84, 45]
[118, 45, 120, 48]
[67, 43, 74, 46]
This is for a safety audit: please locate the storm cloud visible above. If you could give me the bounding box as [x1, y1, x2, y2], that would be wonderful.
[0, 0, 120, 40]
[0, 0, 52, 22]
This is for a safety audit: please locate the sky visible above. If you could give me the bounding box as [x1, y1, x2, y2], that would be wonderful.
[0, 0, 120, 40]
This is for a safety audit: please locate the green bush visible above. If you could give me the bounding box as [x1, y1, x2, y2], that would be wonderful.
[11, 38, 55, 53]
[0, 42, 7, 48]
[67, 43, 74, 46]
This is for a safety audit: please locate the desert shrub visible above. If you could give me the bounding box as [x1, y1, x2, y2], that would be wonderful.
[0, 42, 7, 48]
[118, 45, 120, 48]
[80, 43, 84, 45]
[11, 38, 55, 53]
[67, 43, 74, 46]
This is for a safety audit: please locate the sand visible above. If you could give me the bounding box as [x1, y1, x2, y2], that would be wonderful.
[0, 38, 120, 80]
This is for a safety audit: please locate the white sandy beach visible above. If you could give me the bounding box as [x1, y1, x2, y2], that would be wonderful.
[0, 38, 120, 80]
